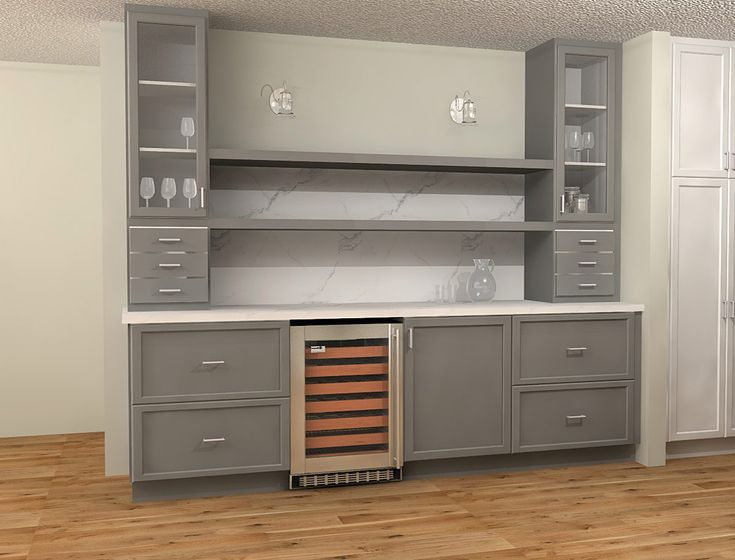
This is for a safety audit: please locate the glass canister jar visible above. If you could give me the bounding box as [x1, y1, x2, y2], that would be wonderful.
[576, 193, 590, 213]
[466, 258, 497, 302]
[564, 186, 580, 213]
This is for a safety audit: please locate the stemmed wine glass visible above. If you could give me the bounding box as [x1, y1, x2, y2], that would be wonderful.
[566, 130, 581, 162]
[582, 132, 595, 162]
[180, 117, 195, 150]
[161, 177, 176, 208]
[139, 177, 155, 208]
[182, 178, 198, 209]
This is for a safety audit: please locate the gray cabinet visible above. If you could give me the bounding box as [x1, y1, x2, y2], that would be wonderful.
[403, 317, 511, 461]
[129, 321, 291, 484]
[131, 322, 289, 404]
[132, 398, 289, 481]
[126, 5, 208, 217]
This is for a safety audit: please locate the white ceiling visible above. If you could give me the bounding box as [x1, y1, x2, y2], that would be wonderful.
[2, 0, 735, 66]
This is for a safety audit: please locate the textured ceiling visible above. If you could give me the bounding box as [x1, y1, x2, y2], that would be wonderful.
[2, 0, 735, 66]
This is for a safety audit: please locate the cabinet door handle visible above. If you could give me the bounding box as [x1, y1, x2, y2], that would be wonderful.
[201, 360, 225, 366]
[560, 194, 565, 214]
[730, 300, 735, 319]
[731, 153, 735, 171]
[200, 186, 206, 209]
[201, 437, 226, 444]
[578, 239, 598, 245]
[566, 346, 588, 354]
[158, 263, 182, 269]
[725, 152, 730, 171]
[578, 283, 597, 288]
[577, 261, 597, 267]
[158, 288, 182, 294]
[157, 237, 182, 243]
[408, 327, 414, 350]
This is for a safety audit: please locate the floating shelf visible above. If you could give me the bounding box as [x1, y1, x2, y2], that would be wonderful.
[205, 218, 557, 232]
[209, 149, 554, 174]
[564, 161, 606, 167]
[139, 147, 197, 158]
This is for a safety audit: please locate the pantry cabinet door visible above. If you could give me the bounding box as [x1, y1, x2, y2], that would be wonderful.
[670, 178, 729, 440]
[672, 42, 730, 178]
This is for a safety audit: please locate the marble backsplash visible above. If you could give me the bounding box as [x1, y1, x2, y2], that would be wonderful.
[208, 167, 525, 305]
[210, 230, 524, 305]
[209, 166, 524, 221]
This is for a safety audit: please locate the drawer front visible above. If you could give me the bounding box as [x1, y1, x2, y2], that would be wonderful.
[513, 314, 634, 384]
[556, 252, 615, 275]
[555, 274, 614, 297]
[131, 399, 290, 481]
[556, 230, 614, 252]
[129, 227, 208, 253]
[129, 253, 208, 279]
[131, 323, 289, 403]
[129, 278, 208, 304]
[512, 381, 635, 453]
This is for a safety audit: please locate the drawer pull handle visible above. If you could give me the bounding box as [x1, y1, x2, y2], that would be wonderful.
[201, 360, 225, 366]
[158, 263, 182, 268]
[578, 261, 597, 266]
[578, 283, 597, 288]
[202, 437, 226, 444]
[157, 237, 182, 243]
[158, 288, 182, 294]
[566, 346, 588, 354]
[565, 414, 587, 425]
[578, 239, 598, 245]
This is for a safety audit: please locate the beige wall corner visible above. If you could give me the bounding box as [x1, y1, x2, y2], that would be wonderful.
[621, 31, 672, 467]
[100, 21, 129, 476]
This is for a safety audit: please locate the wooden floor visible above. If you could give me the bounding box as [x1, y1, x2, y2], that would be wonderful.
[4, 434, 735, 559]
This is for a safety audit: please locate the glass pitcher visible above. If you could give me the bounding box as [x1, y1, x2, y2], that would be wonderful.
[466, 258, 497, 302]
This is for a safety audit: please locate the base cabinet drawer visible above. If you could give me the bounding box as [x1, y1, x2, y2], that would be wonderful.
[129, 278, 209, 304]
[556, 230, 614, 252]
[512, 381, 635, 453]
[129, 227, 208, 253]
[512, 314, 635, 384]
[129, 252, 208, 279]
[131, 323, 289, 404]
[131, 399, 290, 482]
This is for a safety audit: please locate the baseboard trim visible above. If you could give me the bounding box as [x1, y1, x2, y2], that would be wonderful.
[667, 438, 735, 459]
[132, 471, 289, 502]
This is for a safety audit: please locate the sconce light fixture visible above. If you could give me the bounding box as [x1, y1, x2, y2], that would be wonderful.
[260, 81, 294, 116]
[449, 90, 477, 125]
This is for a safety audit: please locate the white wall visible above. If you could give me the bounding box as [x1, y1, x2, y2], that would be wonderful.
[620, 31, 672, 466]
[0, 62, 103, 437]
[209, 30, 525, 157]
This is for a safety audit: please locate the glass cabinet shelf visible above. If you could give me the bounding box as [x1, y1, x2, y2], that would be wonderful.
[138, 79, 196, 88]
[139, 147, 197, 156]
[564, 161, 606, 167]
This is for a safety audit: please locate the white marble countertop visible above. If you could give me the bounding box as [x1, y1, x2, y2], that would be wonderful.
[122, 300, 644, 325]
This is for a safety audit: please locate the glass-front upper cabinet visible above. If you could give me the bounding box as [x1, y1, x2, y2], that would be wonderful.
[126, 6, 208, 217]
[556, 44, 618, 222]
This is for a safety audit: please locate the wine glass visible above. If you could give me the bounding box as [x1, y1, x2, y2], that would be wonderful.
[180, 117, 195, 150]
[182, 178, 197, 209]
[582, 131, 595, 162]
[566, 130, 581, 162]
[139, 177, 155, 208]
[161, 177, 176, 208]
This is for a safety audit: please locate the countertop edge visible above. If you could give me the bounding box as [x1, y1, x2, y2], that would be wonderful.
[122, 301, 645, 325]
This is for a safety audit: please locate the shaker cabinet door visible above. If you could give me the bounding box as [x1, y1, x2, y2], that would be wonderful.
[669, 177, 729, 440]
[672, 42, 730, 178]
[403, 317, 511, 461]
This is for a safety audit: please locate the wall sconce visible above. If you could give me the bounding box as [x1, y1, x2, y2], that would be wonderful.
[449, 90, 477, 125]
[260, 81, 294, 116]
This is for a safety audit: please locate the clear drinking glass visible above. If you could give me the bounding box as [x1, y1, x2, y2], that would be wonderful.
[139, 177, 155, 208]
[161, 177, 176, 208]
[182, 177, 197, 209]
[582, 131, 595, 162]
[180, 117, 195, 150]
[567, 130, 582, 161]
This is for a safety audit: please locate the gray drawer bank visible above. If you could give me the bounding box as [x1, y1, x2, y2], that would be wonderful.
[129, 321, 290, 491]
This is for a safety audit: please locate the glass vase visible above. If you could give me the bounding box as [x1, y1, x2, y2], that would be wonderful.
[466, 258, 496, 302]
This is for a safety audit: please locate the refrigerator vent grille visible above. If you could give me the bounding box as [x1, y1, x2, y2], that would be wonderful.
[292, 468, 400, 489]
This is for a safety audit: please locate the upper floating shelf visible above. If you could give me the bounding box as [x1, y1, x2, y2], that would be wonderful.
[209, 149, 554, 174]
